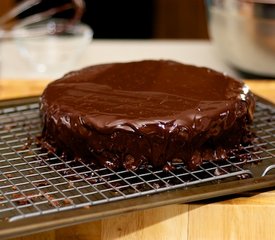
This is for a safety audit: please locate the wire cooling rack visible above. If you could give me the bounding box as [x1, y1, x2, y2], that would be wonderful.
[0, 97, 275, 225]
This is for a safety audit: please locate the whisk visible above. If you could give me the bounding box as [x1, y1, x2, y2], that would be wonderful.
[0, 0, 85, 39]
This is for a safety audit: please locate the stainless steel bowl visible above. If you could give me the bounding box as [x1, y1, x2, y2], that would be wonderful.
[207, 0, 275, 77]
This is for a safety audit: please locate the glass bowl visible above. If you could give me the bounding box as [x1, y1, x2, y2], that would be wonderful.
[14, 18, 93, 76]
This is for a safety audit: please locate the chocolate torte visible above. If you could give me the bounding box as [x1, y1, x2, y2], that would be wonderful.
[40, 60, 255, 170]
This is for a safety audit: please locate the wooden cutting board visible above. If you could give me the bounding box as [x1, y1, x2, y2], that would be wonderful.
[1, 79, 275, 240]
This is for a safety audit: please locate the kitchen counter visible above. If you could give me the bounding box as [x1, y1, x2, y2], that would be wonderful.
[1, 40, 240, 80]
[1, 40, 275, 240]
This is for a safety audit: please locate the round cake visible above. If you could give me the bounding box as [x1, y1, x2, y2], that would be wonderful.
[40, 60, 255, 170]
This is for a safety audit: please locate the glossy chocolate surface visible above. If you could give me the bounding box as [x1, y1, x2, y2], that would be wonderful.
[40, 60, 255, 170]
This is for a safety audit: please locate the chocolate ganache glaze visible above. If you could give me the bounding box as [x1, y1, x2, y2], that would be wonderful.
[40, 60, 255, 170]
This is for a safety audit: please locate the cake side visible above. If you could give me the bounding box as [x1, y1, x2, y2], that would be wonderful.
[40, 60, 255, 170]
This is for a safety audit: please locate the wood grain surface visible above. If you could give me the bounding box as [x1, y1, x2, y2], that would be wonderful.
[1, 79, 274, 240]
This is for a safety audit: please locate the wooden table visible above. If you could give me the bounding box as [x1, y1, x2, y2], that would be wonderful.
[1, 79, 275, 240]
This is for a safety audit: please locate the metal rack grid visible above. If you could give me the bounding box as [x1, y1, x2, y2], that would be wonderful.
[0, 99, 274, 223]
